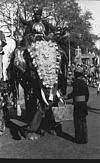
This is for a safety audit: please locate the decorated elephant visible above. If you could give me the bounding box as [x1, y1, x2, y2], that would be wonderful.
[6, 28, 68, 140]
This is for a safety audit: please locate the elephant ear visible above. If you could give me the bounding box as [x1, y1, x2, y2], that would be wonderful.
[29, 40, 61, 88]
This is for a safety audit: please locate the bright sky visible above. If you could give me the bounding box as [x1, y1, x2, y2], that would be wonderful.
[77, 0, 100, 49]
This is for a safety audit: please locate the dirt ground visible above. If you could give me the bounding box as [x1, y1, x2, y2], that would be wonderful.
[0, 86, 100, 159]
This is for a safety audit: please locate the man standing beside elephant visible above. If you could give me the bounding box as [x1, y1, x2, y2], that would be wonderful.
[67, 65, 89, 144]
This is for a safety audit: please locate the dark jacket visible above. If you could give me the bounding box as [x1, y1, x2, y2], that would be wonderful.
[67, 75, 89, 116]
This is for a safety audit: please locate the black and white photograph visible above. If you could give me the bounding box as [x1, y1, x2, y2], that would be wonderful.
[0, 0, 100, 159]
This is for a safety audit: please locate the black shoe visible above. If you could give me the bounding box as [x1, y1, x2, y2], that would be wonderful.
[75, 139, 88, 144]
[81, 140, 88, 144]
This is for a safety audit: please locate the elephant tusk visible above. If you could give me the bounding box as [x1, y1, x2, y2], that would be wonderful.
[17, 104, 22, 117]
[56, 90, 64, 103]
[41, 89, 49, 106]
[49, 88, 53, 101]
[56, 90, 61, 98]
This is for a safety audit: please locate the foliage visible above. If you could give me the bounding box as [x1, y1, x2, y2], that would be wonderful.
[0, 0, 99, 58]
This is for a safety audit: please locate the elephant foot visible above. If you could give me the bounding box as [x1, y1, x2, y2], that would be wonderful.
[49, 123, 63, 136]
[0, 131, 4, 136]
[49, 129, 57, 136]
[27, 132, 41, 141]
[22, 125, 45, 140]
[37, 128, 45, 136]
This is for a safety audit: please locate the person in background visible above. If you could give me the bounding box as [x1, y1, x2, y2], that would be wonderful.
[97, 79, 100, 95]
[0, 30, 7, 80]
[0, 30, 7, 136]
[67, 64, 89, 144]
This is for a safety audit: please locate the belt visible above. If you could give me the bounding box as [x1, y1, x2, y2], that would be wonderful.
[75, 95, 85, 102]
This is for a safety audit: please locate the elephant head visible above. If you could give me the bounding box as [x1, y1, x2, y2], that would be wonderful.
[28, 39, 65, 106]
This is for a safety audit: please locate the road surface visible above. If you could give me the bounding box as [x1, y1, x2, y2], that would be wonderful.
[0, 86, 100, 159]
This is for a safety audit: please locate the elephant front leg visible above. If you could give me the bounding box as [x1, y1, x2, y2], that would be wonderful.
[43, 97, 63, 136]
[23, 86, 46, 140]
[24, 86, 63, 140]
[25, 102, 46, 140]
[40, 87, 63, 136]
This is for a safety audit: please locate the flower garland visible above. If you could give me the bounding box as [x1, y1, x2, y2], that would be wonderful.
[29, 40, 61, 88]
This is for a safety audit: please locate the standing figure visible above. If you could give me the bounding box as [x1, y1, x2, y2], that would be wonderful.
[67, 65, 89, 144]
[0, 30, 7, 136]
[0, 30, 7, 80]
[97, 80, 100, 95]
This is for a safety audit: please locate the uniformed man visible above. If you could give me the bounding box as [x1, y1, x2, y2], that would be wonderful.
[67, 64, 89, 144]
